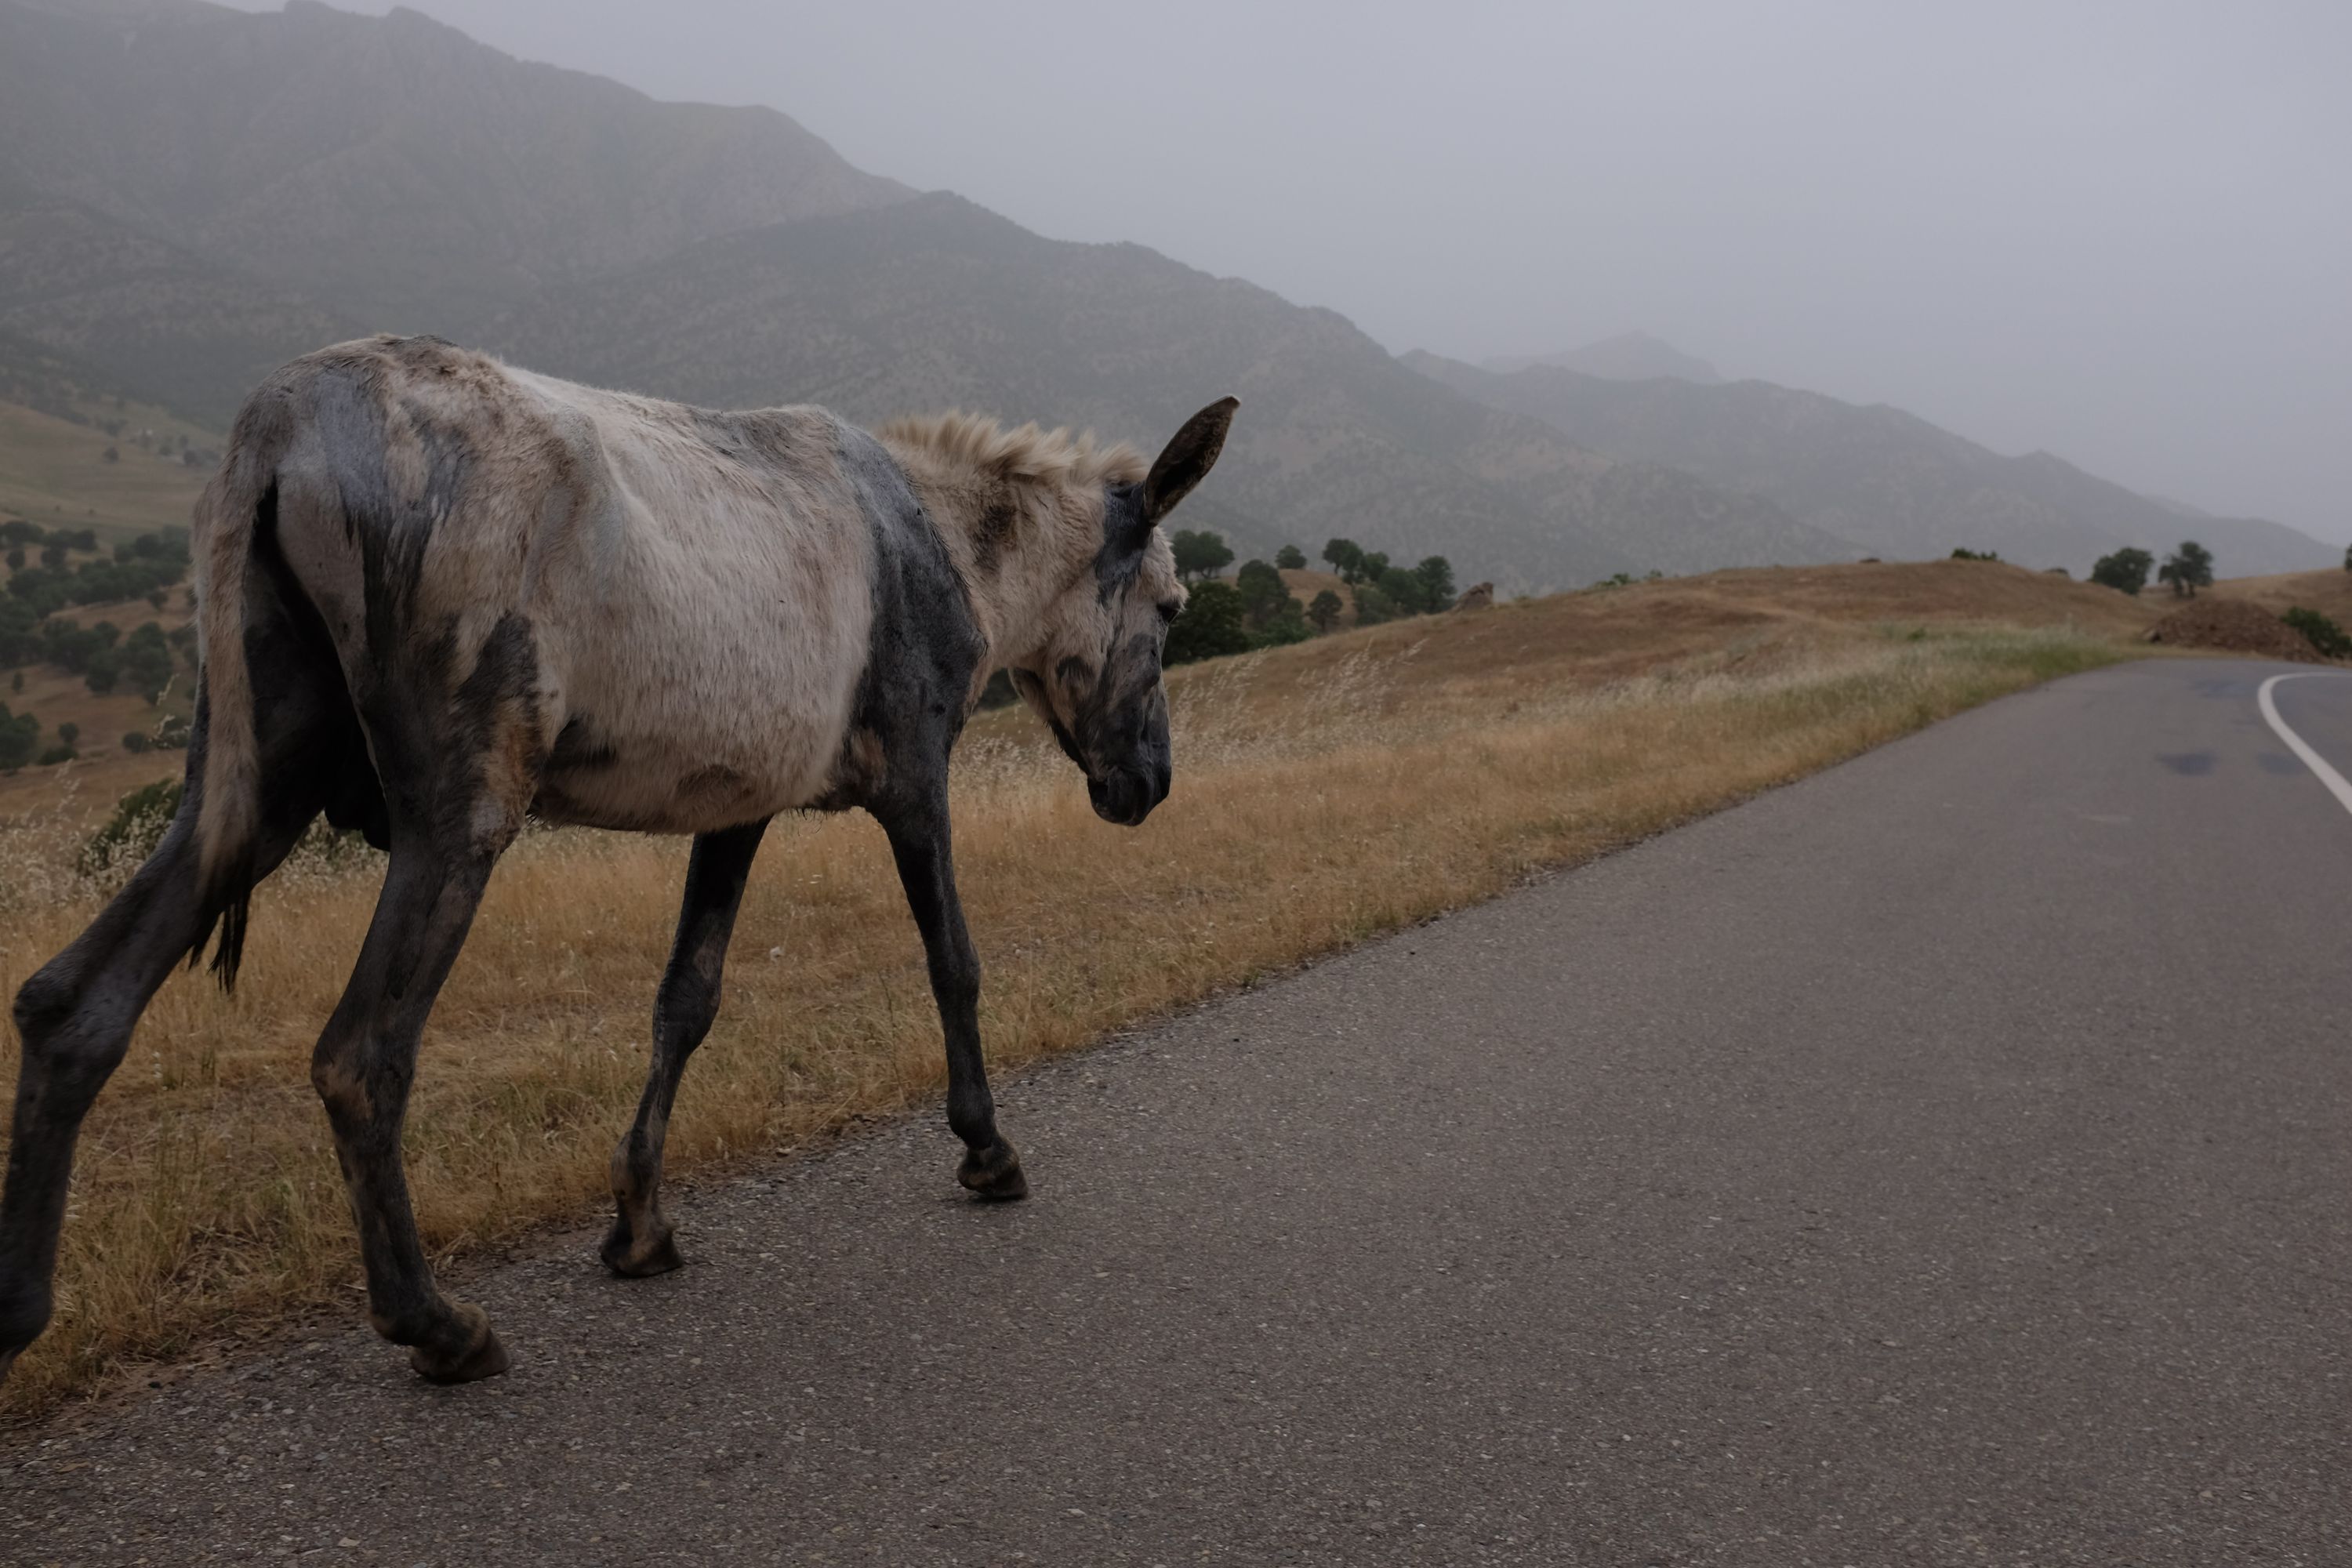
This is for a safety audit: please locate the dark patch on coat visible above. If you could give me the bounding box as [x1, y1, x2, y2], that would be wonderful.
[969, 493, 1021, 577]
[1092, 482, 1149, 603]
[818, 426, 989, 816]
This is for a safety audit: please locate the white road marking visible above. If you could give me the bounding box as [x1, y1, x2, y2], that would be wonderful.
[2257, 673, 2352, 819]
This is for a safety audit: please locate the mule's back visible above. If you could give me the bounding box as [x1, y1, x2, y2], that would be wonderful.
[244, 336, 887, 835]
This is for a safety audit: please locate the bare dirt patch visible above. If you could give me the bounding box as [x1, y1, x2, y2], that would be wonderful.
[2144, 597, 2326, 662]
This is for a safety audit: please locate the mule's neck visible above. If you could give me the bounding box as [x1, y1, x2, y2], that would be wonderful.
[889, 456, 1103, 677]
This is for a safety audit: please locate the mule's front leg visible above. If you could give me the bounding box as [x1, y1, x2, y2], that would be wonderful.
[878, 799, 1026, 1201]
[604, 818, 769, 1276]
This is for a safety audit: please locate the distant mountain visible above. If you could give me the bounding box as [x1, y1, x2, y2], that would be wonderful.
[2, 0, 2302, 589]
[492, 194, 1850, 586]
[0, 0, 912, 346]
[1483, 332, 1726, 386]
[0, 0, 1849, 590]
[1406, 351, 2339, 577]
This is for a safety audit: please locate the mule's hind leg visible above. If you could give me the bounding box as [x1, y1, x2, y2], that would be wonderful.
[0, 826, 218, 1379]
[310, 828, 517, 1383]
[0, 755, 332, 1379]
[604, 818, 770, 1277]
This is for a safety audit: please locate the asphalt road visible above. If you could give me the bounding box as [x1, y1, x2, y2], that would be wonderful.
[5, 657, 2349, 1566]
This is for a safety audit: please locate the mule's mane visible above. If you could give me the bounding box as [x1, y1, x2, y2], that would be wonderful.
[879, 411, 1148, 491]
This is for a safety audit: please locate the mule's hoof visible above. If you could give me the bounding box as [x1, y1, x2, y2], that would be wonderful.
[957, 1138, 1029, 1202]
[408, 1308, 510, 1385]
[601, 1218, 684, 1279]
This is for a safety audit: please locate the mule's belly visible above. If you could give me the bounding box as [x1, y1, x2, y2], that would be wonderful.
[532, 718, 841, 834]
[528, 580, 872, 834]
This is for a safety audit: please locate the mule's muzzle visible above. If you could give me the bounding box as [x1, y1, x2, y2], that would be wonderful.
[1088, 763, 1168, 827]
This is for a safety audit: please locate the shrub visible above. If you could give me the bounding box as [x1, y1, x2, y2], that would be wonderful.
[79, 779, 181, 877]
[2283, 607, 2352, 660]
[0, 702, 37, 770]
[37, 744, 76, 765]
[121, 730, 152, 753]
[1950, 547, 2001, 562]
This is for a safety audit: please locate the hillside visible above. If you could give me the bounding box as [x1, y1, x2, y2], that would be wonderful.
[1406, 350, 2340, 577]
[0, 0, 2320, 592]
[1482, 330, 1726, 384]
[2209, 568, 2352, 626]
[492, 194, 1850, 587]
[0, 0, 1855, 590]
[0, 0, 912, 332]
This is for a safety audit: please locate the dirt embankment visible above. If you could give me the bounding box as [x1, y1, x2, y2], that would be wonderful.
[2144, 597, 2328, 663]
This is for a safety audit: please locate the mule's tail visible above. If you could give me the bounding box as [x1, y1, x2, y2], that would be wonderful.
[188, 441, 274, 990]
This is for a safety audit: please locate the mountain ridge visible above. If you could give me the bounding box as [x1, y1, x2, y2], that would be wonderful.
[1406, 350, 2338, 575]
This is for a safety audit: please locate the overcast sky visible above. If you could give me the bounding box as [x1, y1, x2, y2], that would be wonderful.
[225, 0, 2349, 538]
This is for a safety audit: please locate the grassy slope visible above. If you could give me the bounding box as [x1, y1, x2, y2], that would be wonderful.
[0, 397, 211, 542]
[0, 395, 208, 799]
[0, 560, 2154, 1417]
[2210, 568, 2352, 625]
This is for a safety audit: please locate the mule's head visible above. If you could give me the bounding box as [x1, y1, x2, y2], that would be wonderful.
[1012, 397, 1237, 826]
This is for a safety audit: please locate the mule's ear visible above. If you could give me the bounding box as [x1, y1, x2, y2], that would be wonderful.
[1140, 397, 1239, 525]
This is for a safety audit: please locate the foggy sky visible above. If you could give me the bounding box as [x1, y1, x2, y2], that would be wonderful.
[221, 0, 2351, 540]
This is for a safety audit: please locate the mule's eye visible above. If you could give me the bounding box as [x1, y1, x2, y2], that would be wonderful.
[1156, 601, 1182, 625]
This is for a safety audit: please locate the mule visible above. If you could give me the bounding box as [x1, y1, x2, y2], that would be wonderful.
[0, 335, 1234, 1385]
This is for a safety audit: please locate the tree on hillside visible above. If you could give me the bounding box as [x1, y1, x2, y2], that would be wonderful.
[1274, 544, 1306, 570]
[1254, 597, 1313, 648]
[1322, 539, 1364, 583]
[1233, 559, 1291, 626]
[1359, 550, 1391, 584]
[1377, 565, 1428, 614]
[2343, 542, 2350, 572]
[1163, 579, 1251, 664]
[2089, 547, 2154, 595]
[1413, 555, 1457, 613]
[2158, 539, 2214, 597]
[1352, 579, 1401, 626]
[1307, 589, 1344, 633]
[1171, 528, 1234, 583]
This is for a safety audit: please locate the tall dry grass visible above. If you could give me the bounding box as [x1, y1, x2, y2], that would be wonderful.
[0, 601, 2127, 1419]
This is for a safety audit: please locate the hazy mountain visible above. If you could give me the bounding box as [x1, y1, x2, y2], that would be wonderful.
[1407, 351, 2339, 576]
[492, 194, 1849, 586]
[1483, 332, 1726, 386]
[5, 0, 2285, 588]
[0, 0, 913, 332]
[0, 0, 1849, 590]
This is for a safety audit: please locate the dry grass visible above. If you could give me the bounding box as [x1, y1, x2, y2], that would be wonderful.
[0, 562, 2140, 1419]
[2210, 566, 2352, 626]
[0, 399, 211, 542]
